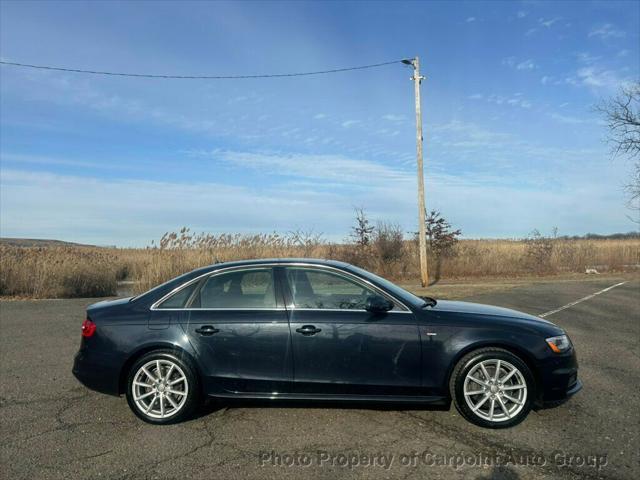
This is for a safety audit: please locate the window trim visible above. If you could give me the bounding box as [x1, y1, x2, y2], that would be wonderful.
[149, 263, 411, 313]
[150, 266, 282, 311]
[281, 266, 410, 313]
[153, 277, 203, 310]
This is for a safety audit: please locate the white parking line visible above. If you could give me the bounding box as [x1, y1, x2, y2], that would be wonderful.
[539, 281, 628, 318]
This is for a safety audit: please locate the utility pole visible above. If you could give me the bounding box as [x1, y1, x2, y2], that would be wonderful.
[403, 57, 429, 287]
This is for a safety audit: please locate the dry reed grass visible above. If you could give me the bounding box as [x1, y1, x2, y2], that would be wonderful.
[0, 246, 123, 298]
[1, 230, 638, 298]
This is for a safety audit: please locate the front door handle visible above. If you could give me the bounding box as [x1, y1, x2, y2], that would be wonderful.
[296, 325, 322, 336]
[195, 325, 219, 336]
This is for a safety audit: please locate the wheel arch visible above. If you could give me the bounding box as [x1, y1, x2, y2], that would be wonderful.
[118, 343, 201, 395]
[446, 341, 542, 404]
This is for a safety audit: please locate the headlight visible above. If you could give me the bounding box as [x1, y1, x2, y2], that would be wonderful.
[546, 335, 571, 353]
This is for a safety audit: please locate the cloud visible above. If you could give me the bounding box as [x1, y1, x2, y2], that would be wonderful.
[466, 17, 476, 23]
[549, 113, 593, 125]
[517, 11, 527, 19]
[467, 92, 533, 109]
[199, 150, 414, 186]
[0, 66, 343, 150]
[588, 24, 626, 40]
[0, 153, 144, 171]
[2, 157, 631, 244]
[566, 52, 631, 92]
[341, 120, 360, 128]
[566, 66, 629, 92]
[7, 70, 239, 139]
[503, 57, 537, 71]
[430, 120, 514, 150]
[516, 59, 537, 70]
[1, 169, 347, 245]
[381, 114, 405, 122]
[429, 120, 609, 176]
[227, 95, 249, 104]
[539, 17, 561, 28]
[576, 52, 601, 65]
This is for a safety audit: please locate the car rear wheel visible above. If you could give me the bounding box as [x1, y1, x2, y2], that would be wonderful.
[450, 348, 533, 428]
[126, 350, 199, 424]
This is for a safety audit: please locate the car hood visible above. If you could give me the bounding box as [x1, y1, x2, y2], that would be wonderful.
[430, 300, 559, 328]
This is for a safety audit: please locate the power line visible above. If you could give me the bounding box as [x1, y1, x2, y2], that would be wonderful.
[0, 59, 406, 79]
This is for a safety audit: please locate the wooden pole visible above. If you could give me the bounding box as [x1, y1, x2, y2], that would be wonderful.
[411, 57, 429, 287]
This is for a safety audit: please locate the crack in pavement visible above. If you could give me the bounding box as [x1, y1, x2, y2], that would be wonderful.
[399, 410, 618, 480]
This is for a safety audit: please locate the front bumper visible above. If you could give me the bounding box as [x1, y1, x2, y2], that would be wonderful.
[537, 347, 582, 405]
[72, 349, 121, 396]
[542, 379, 582, 407]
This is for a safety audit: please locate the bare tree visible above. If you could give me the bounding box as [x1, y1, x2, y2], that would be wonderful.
[288, 229, 324, 257]
[597, 82, 640, 219]
[372, 221, 404, 276]
[524, 229, 556, 274]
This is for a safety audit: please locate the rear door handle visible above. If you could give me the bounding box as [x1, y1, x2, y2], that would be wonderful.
[195, 325, 219, 336]
[296, 325, 322, 336]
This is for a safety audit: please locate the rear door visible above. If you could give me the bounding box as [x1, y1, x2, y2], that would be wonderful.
[156, 267, 293, 395]
[280, 266, 422, 396]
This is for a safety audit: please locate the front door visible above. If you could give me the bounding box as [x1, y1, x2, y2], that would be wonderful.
[280, 266, 422, 396]
[173, 267, 292, 394]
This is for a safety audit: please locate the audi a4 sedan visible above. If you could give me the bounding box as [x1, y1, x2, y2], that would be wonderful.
[73, 259, 581, 428]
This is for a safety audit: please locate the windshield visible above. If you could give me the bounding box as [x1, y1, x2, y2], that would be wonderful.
[345, 265, 429, 308]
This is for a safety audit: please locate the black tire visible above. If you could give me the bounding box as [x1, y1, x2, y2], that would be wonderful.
[126, 350, 200, 425]
[449, 347, 534, 429]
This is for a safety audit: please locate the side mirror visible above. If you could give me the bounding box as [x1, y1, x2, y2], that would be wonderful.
[365, 295, 394, 313]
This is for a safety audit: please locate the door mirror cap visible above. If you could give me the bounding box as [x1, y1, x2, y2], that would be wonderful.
[365, 295, 394, 313]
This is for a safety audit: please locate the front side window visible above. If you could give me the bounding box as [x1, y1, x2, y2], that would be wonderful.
[286, 267, 391, 310]
[191, 268, 277, 309]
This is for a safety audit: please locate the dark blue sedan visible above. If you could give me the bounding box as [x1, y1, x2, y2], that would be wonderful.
[73, 259, 581, 428]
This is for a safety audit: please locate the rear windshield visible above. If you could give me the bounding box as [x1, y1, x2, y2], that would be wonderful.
[130, 270, 199, 303]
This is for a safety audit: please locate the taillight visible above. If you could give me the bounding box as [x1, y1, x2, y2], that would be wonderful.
[81, 319, 96, 338]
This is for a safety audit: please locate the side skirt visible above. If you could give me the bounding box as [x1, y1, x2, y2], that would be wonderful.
[206, 391, 450, 405]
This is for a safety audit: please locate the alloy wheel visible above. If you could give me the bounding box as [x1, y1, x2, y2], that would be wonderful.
[132, 359, 189, 419]
[463, 359, 527, 423]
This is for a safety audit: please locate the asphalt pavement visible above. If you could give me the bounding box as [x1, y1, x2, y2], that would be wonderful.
[1, 276, 638, 480]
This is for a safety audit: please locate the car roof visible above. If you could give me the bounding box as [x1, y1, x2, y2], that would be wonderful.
[195, 258, 351, 273]
[131, 258, 360, 307]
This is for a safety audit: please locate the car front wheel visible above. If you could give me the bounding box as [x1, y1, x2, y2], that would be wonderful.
[126, 350, 199, 424]
[450, 348, 533, 428]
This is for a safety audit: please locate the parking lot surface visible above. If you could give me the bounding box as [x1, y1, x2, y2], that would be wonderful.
[1, 276, 638, 479]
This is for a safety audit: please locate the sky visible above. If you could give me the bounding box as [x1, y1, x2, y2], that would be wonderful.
[0, 0, 638, 246]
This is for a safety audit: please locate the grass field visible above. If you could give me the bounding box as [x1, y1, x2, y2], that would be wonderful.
[1, 231, 638, 298]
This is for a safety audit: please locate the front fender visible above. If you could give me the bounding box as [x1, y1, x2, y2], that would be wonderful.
[420, 321, 547, 396]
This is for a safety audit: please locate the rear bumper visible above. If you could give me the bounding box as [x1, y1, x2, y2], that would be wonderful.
[72, 349, 121, 396]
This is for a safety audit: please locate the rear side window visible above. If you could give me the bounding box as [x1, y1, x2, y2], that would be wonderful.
[191, 268, 277, 309]
[156, 281, 199, 309]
